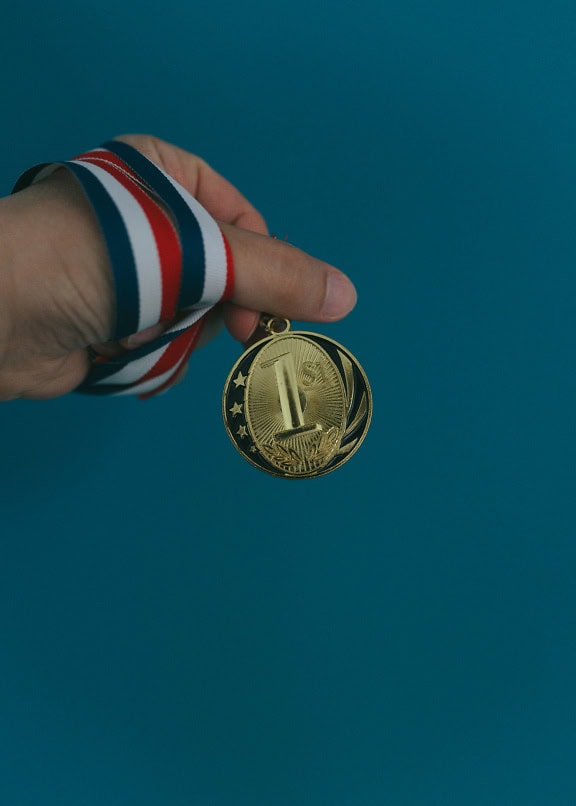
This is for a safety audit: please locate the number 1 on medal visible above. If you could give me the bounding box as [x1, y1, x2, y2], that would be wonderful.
[261, 352, 320, 440]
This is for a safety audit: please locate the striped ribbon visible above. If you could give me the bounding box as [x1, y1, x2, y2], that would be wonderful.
[12, 140, 234, 398]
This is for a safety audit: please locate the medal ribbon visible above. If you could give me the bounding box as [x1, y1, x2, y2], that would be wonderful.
[12, 140, 234, 398]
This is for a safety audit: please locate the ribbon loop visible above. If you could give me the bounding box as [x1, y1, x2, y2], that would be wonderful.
[13, 142, 234, 398]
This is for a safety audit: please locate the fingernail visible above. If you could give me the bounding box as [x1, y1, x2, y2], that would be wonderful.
[243, 312, 261, 343]
[321, 272, 358, 319]
[124, 323, 166, 348]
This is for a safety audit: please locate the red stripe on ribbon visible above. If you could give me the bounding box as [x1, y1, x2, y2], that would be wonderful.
[221, 232, 235, 301]
[78, 155, 182, 322]
[72, 147, 231, 398]
[138, 320, 205, 400]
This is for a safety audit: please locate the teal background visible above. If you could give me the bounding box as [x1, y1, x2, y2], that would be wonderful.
[2, 1, 576, 804]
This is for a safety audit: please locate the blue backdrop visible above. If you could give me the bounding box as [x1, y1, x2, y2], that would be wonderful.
[1, 2, 576, 804]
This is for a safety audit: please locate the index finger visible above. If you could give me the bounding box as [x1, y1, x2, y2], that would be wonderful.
[115, 134, 269, 234]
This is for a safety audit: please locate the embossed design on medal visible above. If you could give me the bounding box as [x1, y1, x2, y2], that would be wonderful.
[223, 317, 372, 479]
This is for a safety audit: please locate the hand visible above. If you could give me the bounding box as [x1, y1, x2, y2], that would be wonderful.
[0, 134, 357, 400]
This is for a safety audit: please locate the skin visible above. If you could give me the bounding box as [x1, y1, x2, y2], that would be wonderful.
[0, 134, 357, 401]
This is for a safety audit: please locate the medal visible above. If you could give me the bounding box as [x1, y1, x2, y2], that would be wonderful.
[222, 316, 372, 478]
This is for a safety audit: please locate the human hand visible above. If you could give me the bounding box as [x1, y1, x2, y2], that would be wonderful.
[0, 134, 357, 400]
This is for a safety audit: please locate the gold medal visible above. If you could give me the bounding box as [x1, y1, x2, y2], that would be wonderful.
[222, 317, 372, 478]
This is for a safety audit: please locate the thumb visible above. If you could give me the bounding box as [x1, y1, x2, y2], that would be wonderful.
[219, 223, 358, 343]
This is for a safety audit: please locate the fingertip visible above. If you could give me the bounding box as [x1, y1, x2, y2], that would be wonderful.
[220, 224, 358, 325]
[320, 270, 358, 320]
[223, 304, 260, 343]
[120, 322, 167, 349]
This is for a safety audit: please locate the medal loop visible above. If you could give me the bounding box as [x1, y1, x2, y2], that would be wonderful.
[260, 315, 291, 336]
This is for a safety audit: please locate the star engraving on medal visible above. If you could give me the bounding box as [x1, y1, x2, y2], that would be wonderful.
[229, 402, 243, 417]
[237, 424, 248, 438]
[250, 445, 257, 453]
[233, 371, 247, 388]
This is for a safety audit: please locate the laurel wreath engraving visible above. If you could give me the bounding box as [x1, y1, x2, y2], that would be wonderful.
[264, 426, 341, 473]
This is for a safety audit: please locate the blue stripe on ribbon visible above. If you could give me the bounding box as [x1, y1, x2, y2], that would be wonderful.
[64, 162, 141, 340]
[13, 145, 209, 397]
[76, 326, 189, 388]
[14, 161, 141, 341]
[103, 140, 206, 309]
[12, 164, 50, 193]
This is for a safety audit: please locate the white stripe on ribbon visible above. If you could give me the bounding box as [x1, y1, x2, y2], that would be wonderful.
[22, 147, 231, 398]
[114, 360, 186, 396]
[73, 160, 163, 331]
[158, 173, 228, 306]
[81, 151, 228, 308]
[93, 308, 205, 387]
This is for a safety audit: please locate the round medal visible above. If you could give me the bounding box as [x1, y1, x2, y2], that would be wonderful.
[222, 317, 372, 478]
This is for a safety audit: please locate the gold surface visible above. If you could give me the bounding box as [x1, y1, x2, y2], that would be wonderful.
[223, 319, 372, 479]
